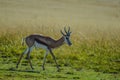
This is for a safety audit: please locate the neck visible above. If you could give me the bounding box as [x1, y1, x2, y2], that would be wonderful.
[53, 36, 64, 48]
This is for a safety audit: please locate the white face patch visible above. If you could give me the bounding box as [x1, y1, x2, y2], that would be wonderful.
[64, 36, 68, 44]
[63, 35, 72, 46]
[34, 41, 48, 50]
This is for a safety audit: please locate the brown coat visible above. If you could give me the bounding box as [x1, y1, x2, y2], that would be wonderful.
[25, 34, 64, 48]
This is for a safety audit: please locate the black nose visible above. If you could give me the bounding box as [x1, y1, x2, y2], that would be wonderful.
[69, 43, 72, 46]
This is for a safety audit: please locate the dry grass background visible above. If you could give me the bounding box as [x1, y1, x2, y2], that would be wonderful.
[0, 0, 120, 48]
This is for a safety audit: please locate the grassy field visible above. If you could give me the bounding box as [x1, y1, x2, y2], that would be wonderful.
[0, 0, 120, 80]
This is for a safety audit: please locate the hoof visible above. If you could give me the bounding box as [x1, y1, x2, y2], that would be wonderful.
[57, 69, 60, 72]
[16, 65, 18, 68]
[30, 65, 34, 70]
[31, 67, 34, 70]
[42, 66, 45, 70]
[42, 68, 45, 70]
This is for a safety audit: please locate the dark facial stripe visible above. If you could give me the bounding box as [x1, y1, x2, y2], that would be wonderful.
[66, 38, 72, 46]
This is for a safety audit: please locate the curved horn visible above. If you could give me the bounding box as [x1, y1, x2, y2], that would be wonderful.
[64, 27, 68, 34]
[68, 26, 70, 33]
[60, 30, 65, 36]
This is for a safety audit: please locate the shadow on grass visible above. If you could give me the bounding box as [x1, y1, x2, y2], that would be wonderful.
[0, 67, 40, 74]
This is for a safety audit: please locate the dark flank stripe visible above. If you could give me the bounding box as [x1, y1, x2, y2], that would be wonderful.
[34, 38, 49, 47]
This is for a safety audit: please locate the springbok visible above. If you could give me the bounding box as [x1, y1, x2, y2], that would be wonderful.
[16, 27, 72, 71]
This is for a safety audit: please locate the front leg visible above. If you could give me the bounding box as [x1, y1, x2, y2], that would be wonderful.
[42, 50, 48, 70]
[48, 48, 60, 72]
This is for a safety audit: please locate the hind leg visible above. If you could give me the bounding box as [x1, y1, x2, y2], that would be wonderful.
[26, 46, 34, 70]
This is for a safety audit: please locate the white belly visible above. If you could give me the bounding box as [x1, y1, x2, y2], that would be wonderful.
[34, 41, 48, 50]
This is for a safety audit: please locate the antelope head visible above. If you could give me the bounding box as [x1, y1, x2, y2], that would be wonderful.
[61, 27, 72, 46]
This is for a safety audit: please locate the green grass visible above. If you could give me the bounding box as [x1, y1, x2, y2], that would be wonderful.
[0, 0, 120, 80]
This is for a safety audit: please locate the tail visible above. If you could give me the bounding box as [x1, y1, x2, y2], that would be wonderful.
[21, 38, 25, 46]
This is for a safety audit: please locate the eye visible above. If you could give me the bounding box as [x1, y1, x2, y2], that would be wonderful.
[66, 37, 69, 39]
